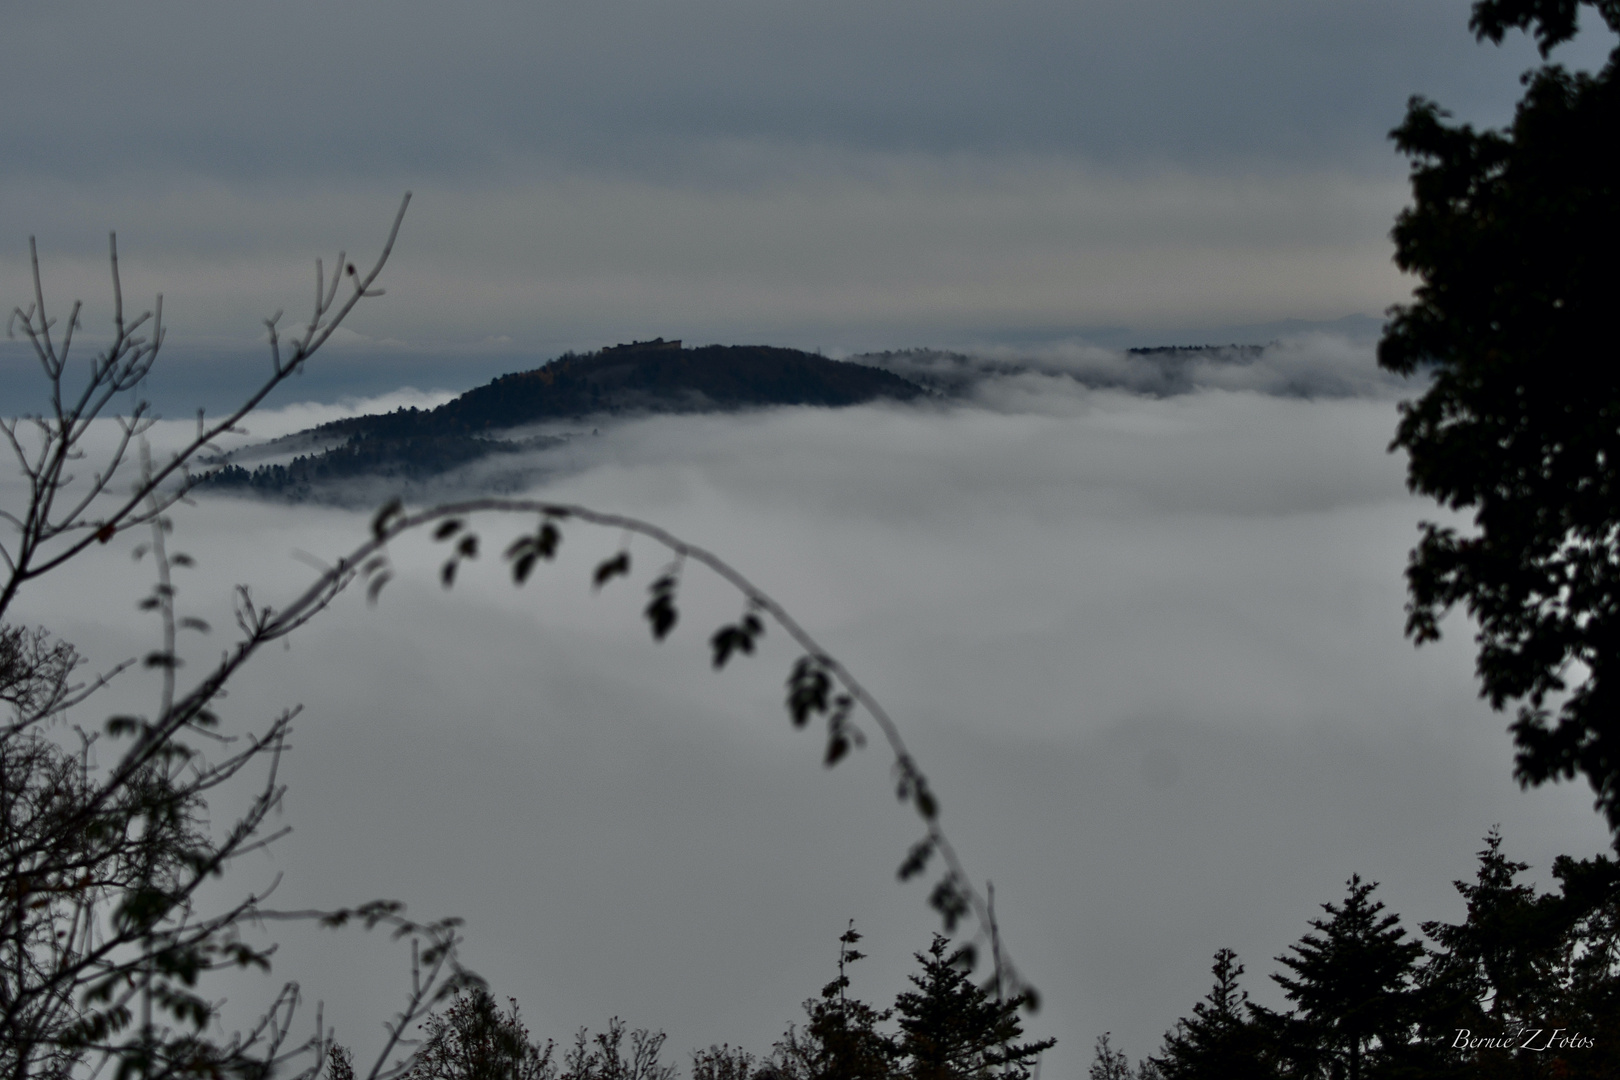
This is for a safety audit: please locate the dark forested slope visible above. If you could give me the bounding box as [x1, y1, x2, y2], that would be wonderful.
[205, 340, 925, 497]
[334, 339, 922, 439]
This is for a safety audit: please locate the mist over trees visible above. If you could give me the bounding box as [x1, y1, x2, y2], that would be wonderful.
[203, 343, 924, 499]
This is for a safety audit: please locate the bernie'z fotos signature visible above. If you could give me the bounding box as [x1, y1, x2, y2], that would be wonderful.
[1453, 1028, 1596, 1052]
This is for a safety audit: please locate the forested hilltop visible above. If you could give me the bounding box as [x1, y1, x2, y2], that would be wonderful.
[203, 339, 926, 498]
[327, 339, 926, 436]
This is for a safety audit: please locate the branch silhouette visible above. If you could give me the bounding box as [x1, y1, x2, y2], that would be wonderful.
[290, 495, 1040, 1009]
[1, 192, 1035, 1080]
[2, 194, 482, 1080]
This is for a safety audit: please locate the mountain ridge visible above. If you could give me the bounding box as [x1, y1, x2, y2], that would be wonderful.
[204, 340, 926, 499]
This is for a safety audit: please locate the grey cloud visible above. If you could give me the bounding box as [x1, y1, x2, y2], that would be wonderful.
[147, 334, 1412, 509]
[4, 4, 1609, 1070]
[856, 332, 1408, 401]
[10, 378, 1603, 1080]
[1, 0, 1602, 358]
[0, 1, 1581, 186]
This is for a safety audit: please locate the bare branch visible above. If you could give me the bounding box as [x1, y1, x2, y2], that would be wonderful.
[0, 193, 411, 621]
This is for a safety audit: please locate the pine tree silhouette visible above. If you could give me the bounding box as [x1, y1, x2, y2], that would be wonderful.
[1267, 876, 1423, 1080]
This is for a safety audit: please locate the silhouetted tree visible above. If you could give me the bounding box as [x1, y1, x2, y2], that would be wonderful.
[407, 990, 557, 1080]
[0, 624, 78, 722]
[1087, 1034, 1130, 1080]
[689, 1045, 757, 1080]
[1265, 877, 1424, 1080]
[772, 924, 896, 1080]
[1536, 852, 1620, 1079]
[1407, 832, 1620, 1078]
[1417, 830, 1561, 1073]
[558, 1020, 674, 1080]
[1131, 836, 1618, 1079]
[1150, 949, 1277, 1080]
[892, 935, 1053, 1080]
[1086, 1034, 1156, 1080]
[1378, 0, 1620, 831]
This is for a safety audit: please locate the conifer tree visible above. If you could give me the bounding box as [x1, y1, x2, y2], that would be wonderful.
[1410, 831, 1620, 1078]
[1420, 831, 1559, 1037]
[893, 935, 1054, 1080]
[1267, 877, 1424, 1080]
[1538, 852, 1620, 1079]
[1085, 1034, 1159, 1080]
[1150, 949, 1276, 1080]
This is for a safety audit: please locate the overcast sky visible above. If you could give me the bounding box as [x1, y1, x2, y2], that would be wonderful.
[6, 4, 1620, 1079]
[2, 0, 1606, 374]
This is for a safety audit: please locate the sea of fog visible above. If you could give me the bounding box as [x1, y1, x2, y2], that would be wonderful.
[4, 336, 1609, 1079]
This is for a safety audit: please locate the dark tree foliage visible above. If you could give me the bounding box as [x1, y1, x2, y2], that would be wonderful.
[1418, 830, 1562, 1046]
[769, 924, 1055, 1080]
[1121, 836, 1620, 1078]
[203, 341, 926, 496]
[205, 433, 544, 498]
[1264, 877, 1425, 1080]
[1378, 0, 1620, 829]
[1536, 854, 1620, 1078]
[558, 1021, 675, 1080]
[772, 925, 898, 1080]
[405, 1000, 678, 1080]
[1150, 949, 1277, 1080]
[892, 936, 1054, 1080]
[1411, 836, 1620, 1078]
[406, 990, 557, 1080]
[402, 925, 1058, 1080]
[1086, 1033, 1149, 1080]
[689, 1045, 757, 1080]
[389, 342, 924, 432]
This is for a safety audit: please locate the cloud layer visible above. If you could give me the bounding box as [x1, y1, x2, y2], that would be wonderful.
[7, 335, 1608, 1078]
[0, 1, 1571, 180]
[6, 1, 1616, 1069]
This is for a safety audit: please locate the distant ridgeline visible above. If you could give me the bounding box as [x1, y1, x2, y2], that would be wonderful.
[1125, 344, 1266, 359]
[203, 340, 925, 499]
[853, 343, 1268, 397]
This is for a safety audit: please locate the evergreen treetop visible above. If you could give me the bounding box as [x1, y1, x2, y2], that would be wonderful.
[893, 936, 1054, 1080]
[1268, 877, 1425, 1080]
[1151, 949, 1276, 1080]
